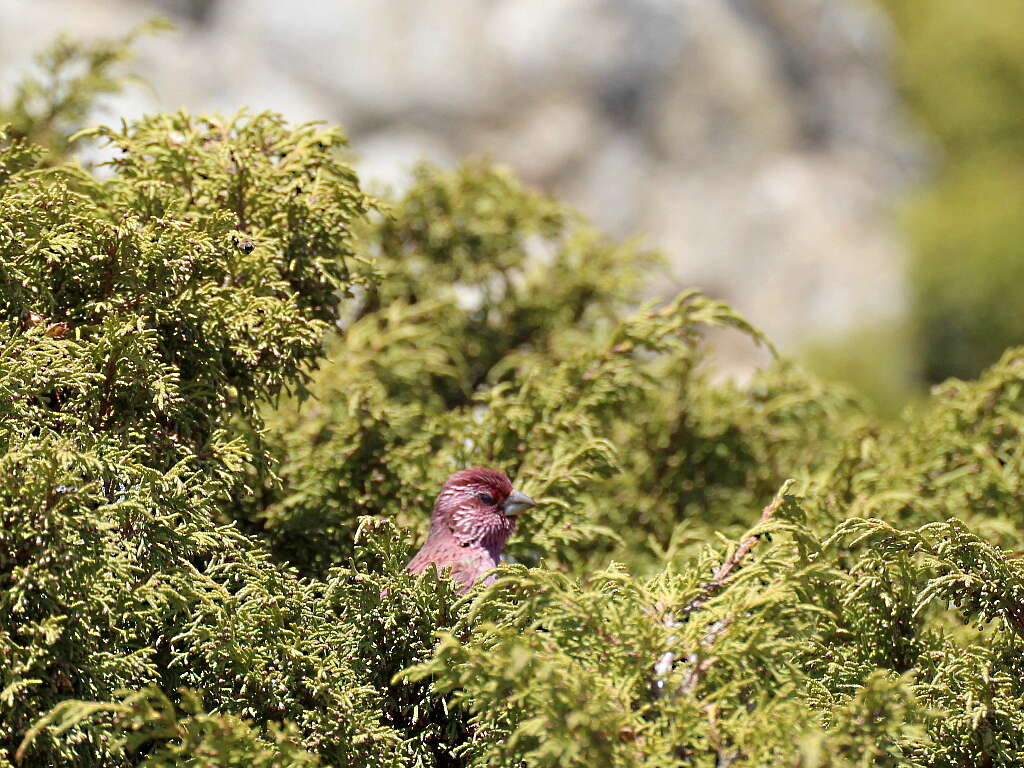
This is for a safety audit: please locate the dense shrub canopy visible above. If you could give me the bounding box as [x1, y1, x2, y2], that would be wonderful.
[3, 32, 1024, 768]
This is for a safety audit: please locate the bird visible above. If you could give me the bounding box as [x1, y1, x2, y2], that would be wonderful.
[405, 467, 536, 593]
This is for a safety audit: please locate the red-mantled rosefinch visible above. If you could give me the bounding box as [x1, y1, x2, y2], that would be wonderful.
[405, 467, 535, 593]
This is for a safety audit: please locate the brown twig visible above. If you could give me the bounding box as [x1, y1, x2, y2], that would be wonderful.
[682, 489, 786, 618]
[678, 653, 718, 695]
[651, 481, 791, 698]
[705, 703, 743, 767]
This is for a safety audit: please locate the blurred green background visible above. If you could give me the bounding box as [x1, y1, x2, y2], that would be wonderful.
[813, 0, 1024, 413]
[897, 0, 1024, 380]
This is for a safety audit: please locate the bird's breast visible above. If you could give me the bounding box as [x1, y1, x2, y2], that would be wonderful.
[406, 537, 501, 593]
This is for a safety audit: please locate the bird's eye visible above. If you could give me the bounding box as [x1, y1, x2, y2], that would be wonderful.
[478, 492, 496, 505]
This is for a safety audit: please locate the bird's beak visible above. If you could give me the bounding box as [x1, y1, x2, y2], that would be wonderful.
[502, 489, 536, 518]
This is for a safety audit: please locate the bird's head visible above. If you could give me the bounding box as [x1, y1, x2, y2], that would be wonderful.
[432, 467, 536, 551]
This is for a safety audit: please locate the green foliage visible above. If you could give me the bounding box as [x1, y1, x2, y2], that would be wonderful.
[0, 96, 384, 765]
[18, 687, 322, 767]
[5, 32, 1024, 768]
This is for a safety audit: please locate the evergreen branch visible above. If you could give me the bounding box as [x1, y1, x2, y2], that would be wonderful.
[682, 481, 791, 618]
[652, 481, 792, 698]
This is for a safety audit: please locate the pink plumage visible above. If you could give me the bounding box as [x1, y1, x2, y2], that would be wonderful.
[405, 467, 536, 593]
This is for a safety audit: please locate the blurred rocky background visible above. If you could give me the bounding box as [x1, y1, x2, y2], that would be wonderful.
[3, 0, 1022, 411]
